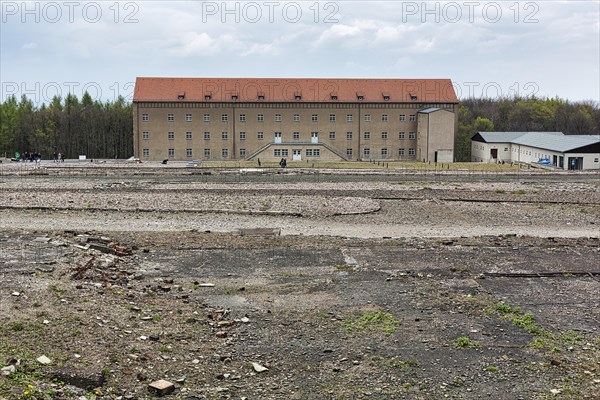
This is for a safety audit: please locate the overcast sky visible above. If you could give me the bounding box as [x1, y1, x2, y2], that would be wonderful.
[1, 1, 599, 104]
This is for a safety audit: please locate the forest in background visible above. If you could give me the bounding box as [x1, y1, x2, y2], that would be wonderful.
[1, 93, 598, 161]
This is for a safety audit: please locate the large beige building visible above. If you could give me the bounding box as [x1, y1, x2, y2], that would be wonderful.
[133, 78, 458, 162]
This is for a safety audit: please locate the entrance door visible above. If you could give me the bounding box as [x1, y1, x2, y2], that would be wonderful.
[293, 149, 301, 161]
[568, 157, 583, 170]
[274, 132, 282, 144]
[553, 155, 558, 166]
[434, 151, 438, 163]
[490, 148, 498, 160]
[311, 132, 318, 144]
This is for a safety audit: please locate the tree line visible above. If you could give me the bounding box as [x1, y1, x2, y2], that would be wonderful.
[0, 93, 132, 160]
[0, 93, 598, 161]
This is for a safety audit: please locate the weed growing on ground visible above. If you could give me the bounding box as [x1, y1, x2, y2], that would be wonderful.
[455, 336, 478, 348]
[342, 311, 399, 335]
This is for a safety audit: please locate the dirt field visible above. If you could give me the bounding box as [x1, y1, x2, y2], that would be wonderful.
[0, 163, 599, 399]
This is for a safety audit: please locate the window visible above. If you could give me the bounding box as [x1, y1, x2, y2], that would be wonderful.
[204, 132, 210, 140]
[167, 114, 174, 122]
[329, 131, 336, 140]
[168, 131, 174, 140]
[409, 114, 416, 121]
[142, 131, 149, 140]
[142, 148, 149, 157]
[399, 114, 405, 122]
[306, 149, 320, 157]
[257, 114, 264, 122]
[364, 132, 370, 140]
[204, 95, 211, 101]
[357, 95, 364, 101]
[258, 95, 265, 100]
[409, 132, 416, 139]
[381, 132, 388, 140]
[347, 114, 353, 122]
[231, 95, 238, 101]
[329, 114, 336, 122]
[399, 132, 405, 139]
[168, 148, 174, 157]
[222, 131, 228, 140]
[595, 158, 599, 163]
[293, 132, 300, 140]
[410, 95, 418, 100]
[295, 95, 301, 101]
[347, 132, 353, 140]
[399, 148, 405, 156]
[257, 131, 264, 140]
[311, 114, 318, 122]
[240, 148, 246, 157]
[282, 149, 289, 157]
[364, 114, 371, 122]
[504, 147, 509, 152]
[186, 148, 193, 157]
[331, 95, 337, 100]
[274, 149, 282, 157]
[293, 114, 300, 122]
[363, 148, 370, 157]
[186, 114, 192, 122]
[381, 148, 388, 157]
[222, 149, 228, 158]
[204, 114, 210, 122]
[383, 95, 390, 101]
[382, 114, 388, 122]
[409, 148, 415, 156]
[204, 148, 210, 158]
[275, 114, 282, 122]
[239, 114, 246, 122]
[346, 148, 353, 158]
[142, 114, 149, 121]
[221, 114, 228, 123]
[186, 132, 192, 140]
[239, 132, 246, 140]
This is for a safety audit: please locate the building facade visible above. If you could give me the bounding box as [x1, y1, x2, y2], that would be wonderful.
[133, 78, 458, 162]
[471, 132, 600, 170]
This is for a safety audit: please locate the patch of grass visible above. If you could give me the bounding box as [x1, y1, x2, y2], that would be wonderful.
[159, 346, 172, 353]
[485, 365, 499, 372]
[334, 264, 354, 272]
[342, 310, 400, 335]
[511, 189, 527, 195]
[494, 189, 506, 193]
[282, 271, 306, 277]
[389, 358, 421, 370]
[10, 322, 24, 332]
[455, 336, 478, 348]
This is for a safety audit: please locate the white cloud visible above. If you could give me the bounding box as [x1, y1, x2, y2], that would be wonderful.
[21, 42, 38, 49]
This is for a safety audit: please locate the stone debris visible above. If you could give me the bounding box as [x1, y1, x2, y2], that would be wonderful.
[36, 355, 52, 365]
[1, 365, 16, 375]
[251, 362, 268, 373]
[47, 366, 106, 389]
[148, 379, 175, 396]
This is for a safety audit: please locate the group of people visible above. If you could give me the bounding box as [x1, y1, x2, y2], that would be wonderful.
[52, 152, 65, 162]
[12, 151, 65, 162]
[14, 151, 41, 162]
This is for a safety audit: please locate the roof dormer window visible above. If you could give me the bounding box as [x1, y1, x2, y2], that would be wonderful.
[257, 92, 265, 101]
[331, 95, 338, 100]
[231, 95, 238, 101]
[178, 92, 185, 100]
[295, 95, 301, 100]
[410, 94, 418, 101]
[204, 95, 211, 101]
[356, 91, 365, 101]
[383, 95, 390, 101]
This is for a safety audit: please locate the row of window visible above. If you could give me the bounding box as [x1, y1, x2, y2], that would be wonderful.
[197, 93, 408, 102]
[141, 113, 418, 123]
[142, 148, 416, 158]
[143, 131, 417, 141]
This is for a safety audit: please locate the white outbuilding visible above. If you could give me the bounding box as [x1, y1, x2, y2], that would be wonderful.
[471, 132, 600, 170]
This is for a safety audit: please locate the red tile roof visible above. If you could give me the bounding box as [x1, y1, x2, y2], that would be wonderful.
[134, 77, 458, 103]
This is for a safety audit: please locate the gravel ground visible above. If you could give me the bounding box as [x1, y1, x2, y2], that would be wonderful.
[0, 167, 599, 400]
